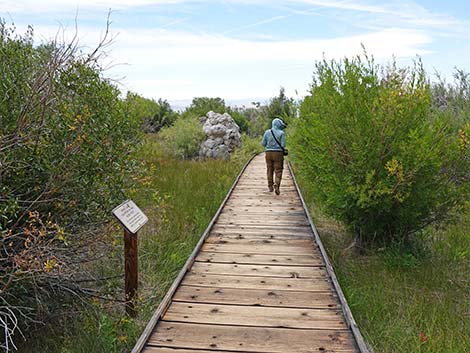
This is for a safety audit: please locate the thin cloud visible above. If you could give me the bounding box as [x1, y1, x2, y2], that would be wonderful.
[223, 15, 287, 35]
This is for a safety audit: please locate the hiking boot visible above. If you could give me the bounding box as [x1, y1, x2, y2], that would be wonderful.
[274, 183, 280, 195]
[268, 185, 274, 192]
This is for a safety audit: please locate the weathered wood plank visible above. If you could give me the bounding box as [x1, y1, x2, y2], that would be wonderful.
[163, 302, 347, 330]
[205, 237, 313, 247]
[190, 262, 326, 278]
[219, 210, 306, 217]
[223, 204, 304, 210]
[209, 231, 312, 240]
[212, 224, 312, 234]
[173, 285, 340, 309]
[148, 322, 357, 353]
[196, 251, 323, 266]
[226, 199, 302, 205]
[182, 273, 333, 292]
[201, 242, 315, 255]
[216, 221, 309, 227]
[143, 348, 248, 353]
[217, 214, 307, 221]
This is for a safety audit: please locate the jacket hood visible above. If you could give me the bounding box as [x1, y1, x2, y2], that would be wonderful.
[272, 118, 286, 130]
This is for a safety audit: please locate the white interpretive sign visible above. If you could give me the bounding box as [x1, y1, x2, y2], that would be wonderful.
[112, 200, 148, 234]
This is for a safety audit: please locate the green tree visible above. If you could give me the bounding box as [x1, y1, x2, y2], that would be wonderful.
[431, 69, 470, 129]
[183, 97, 250, 134]
[292, 54, 469, 245]
[125, 92, 178, 133]
[264, 87, 296, 124]
[184, 97, 226, 118]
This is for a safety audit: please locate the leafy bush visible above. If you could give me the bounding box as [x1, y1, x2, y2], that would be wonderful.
[246, 88, 297, 136]
[183, 97, 226, 118]
[159, 117, 205, 159]
[227, 109, 250, 134]
[0, 22, 141, 348]
[292, 54, 469, 245]
[432, 69, 470, 129]
[125, 92, 178, 133]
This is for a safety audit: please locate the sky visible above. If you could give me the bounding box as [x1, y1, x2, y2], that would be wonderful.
[1, 0, 470, 108]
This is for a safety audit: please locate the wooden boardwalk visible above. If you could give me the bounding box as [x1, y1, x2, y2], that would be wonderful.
[133, 154, 369, 353]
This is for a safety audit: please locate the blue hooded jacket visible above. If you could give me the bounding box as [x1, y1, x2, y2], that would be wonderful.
[262, 118, 286, 151]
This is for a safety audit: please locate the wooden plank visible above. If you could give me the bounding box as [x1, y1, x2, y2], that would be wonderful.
[143, 348, 245, 353]
[232, 189, 297, 192]
[212, 224, 312, 233]
[190, 262, 326, 278]
[216, 220, 309, 226]
[173, 285, 341, 309]
[222, 206, 305, 212]
[205, 237, 313, 247]
[148, 322, 358, 353]
[208, 232, 312, 240]
[219, 209, 305, 214]
[196, 251, 324, 266]
[163, 302, 347, 330]
[217, 214, 307, 221]
[226, 199, 302, 205]
[230, 192, 298, 196]
[210, 230, 311, 237]
[227, 198, 301, 203]
[201, 242, 315, 256]
[182, 273, 333, 292]
[230, 191, 298, 195]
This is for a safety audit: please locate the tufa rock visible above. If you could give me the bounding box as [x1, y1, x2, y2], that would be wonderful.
[199, 111, 242, 159]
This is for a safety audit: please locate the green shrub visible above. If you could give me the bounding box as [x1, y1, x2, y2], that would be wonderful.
[182, 97, 226, 119]
[228, 109, 250, 134]
[432, 69, 470, 130]
[159, 117, 205, 159]
[0, 22, 141, 348]
[125, 92, 178, 133]
[292, 54, 469, 245]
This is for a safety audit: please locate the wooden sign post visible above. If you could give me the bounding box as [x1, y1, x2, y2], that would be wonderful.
[112, 200, 148, 316]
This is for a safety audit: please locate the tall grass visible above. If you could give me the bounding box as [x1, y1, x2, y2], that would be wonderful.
[295, 171, 470, 352]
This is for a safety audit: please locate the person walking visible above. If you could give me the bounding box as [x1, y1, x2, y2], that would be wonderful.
[261, 118, 287, 195]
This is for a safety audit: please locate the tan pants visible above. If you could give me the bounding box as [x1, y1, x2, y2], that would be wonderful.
[265, 151, 284, 188]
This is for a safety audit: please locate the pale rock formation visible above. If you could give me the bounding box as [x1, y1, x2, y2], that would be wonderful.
[199, 111, 242, 159]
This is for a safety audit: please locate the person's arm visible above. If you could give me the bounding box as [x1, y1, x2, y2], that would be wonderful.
[262, 131, 267, 147]
[280, 131, 286, 148]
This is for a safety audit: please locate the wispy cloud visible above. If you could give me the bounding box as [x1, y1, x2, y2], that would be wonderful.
[0, 0, 191, 13]
[283, 0, 465, 33]
[223, 15, 287, 35]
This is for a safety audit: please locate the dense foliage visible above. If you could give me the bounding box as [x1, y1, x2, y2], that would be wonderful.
[125, 92, 178, 133]
[292, 55, 469, 244]
[432, 69, 470, 130]
[158, 117, 205, 159]
[231, 88, 297, 136]
[0, 23, 141, 349]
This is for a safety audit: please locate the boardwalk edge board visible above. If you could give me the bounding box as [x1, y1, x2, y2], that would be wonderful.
[131, 153, 259, 353]
[287, 161, 372, 353]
